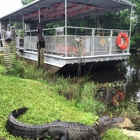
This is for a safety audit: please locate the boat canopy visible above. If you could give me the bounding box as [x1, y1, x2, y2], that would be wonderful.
[0, 0, 135, 24]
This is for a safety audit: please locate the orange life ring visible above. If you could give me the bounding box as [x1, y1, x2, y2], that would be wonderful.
[116, 32, 129, 50]
[112, 91, 124, 106]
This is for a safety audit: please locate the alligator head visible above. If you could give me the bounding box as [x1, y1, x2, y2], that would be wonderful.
[95, 115, 124, 136]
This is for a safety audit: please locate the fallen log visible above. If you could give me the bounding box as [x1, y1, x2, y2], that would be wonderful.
[120, 129, 140, 140]
[118, 116, 140, 140]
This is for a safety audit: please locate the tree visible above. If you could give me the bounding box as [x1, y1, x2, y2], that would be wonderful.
[13, 0, 35, 30]
[128, 0, 140, 50]
[21, 0, 35, 5]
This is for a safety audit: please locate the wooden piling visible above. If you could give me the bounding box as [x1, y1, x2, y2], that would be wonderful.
[37, 23, 45, 68]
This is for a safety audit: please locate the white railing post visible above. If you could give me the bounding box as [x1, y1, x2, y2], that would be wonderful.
[109, 30, 113, 55]
[22, 13, 25, 31]
[65, 0, 67, 57]
[38, 5, 41, 24]
[92, 29, 95, 56]
[0, 22, 1, 30]
[18, 36, 20, 48]
[24, 36, 26, 48]
[30, 31, 31, 51]
[128, 5, 133, 53]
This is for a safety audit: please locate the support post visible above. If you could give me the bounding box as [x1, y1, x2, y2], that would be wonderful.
[37, 23, 45, 68]
[0, 22, 2, 47]
[38, 5, 41, 23]
[65, 0, 67, 57]
[92, 29, 95, 56]
[0, 22, 1, 30]
[129, 5, 133, 52]
[109, 30, 113, 55]
[22, 13, 25, 31]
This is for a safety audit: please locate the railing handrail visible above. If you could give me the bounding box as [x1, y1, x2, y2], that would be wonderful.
[23, 26, 130, 33]
[0, 30, 6, 32]
[25, 30, 37, 32]
[66, 26, 130, 32]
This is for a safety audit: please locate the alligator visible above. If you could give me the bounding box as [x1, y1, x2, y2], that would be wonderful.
[6, 107, 124, 140]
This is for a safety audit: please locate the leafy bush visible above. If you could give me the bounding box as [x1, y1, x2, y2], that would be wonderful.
[0, 53, 4, 65]
[0, 67, 98, 140]
[6, 58, 25, 78]
[75, 82, 107, 115]
[54, 77, 78, 100]
[25, 65, 46, 80]
[102, 128, 133, 140]
[3, 42, 26, 78]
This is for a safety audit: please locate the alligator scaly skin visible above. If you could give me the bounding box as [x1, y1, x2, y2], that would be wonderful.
[6, 108, 100, 140]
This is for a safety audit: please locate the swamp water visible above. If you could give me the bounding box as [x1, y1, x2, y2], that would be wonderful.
[63, 52, 140, 110]
[116, 52, 140, 110]
[90, 52, 140, 110]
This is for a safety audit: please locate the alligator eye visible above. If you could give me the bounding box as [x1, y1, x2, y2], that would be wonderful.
[104, 122, 109, 126]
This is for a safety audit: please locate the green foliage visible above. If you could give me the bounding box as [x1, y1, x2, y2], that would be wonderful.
[6, 58, 25, 78]
[24, 65, 49, 80]
[54, 77, 78, 100]
[2, 43, 49, 79]
[96, 11, 130, 29]
[13, 22, 23, 30]
[44, 22, 64, 36]
[78, 82, 106, 115]
[18, 29, 25, 37]
[1, 54, 139, 118]
[102, 128, 134, 140]
[128, 0, 140, 50]
[21, 0, 35, 5]
[0, 65, 137, 139]
[51, 76, 138, 117]
[4, 43, 25, 78]
[0, 53, 4, 65]
[0, 65, 97, 140]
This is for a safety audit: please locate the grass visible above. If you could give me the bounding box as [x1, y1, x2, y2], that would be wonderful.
[0, 64, 135, 140]
[0, 65, 97, 140]
[102, 128, 134, 140]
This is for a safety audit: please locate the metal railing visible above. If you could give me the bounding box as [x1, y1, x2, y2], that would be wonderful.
[15, 26, 130, 57]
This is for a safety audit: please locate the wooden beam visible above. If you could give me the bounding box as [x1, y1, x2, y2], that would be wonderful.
[37, 23, 44, 68]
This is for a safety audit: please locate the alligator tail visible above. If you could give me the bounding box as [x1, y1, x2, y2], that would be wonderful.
[6, 108, 48, 139]
[11, 107, 28, 118]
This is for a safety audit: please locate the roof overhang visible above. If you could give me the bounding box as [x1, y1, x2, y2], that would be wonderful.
[0, 0, 136, 24]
